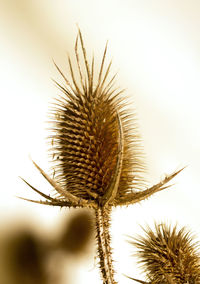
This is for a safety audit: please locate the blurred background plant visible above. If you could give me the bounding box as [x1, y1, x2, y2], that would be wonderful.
[0, 210, 95, 284]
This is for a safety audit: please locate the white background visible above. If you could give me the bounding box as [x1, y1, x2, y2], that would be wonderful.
[0, 0, 200, 283]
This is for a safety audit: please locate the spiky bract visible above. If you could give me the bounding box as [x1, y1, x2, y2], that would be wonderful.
[131, 223, 200, 283]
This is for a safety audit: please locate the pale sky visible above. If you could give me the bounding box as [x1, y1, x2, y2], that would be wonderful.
[0, 1, 200, 283]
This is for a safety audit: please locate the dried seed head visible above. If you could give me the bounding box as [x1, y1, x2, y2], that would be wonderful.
[131, 223, 200, 283]
[49, 30, 146, 205]
[20, 30, 182, 210]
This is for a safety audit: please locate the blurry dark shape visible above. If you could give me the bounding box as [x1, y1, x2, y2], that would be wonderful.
[128, 223, 200, 283]
[0, 213, 94, 284]
[2, 228, 47, 284]
[59, 210, 94, 255]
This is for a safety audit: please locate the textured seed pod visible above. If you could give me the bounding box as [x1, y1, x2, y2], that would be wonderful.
[130, 223, 200, 284]
[20, 29, 182, 209]
[48, 29, 146, 206]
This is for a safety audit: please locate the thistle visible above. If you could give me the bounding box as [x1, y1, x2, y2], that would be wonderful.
[128, 223, 200, 283]
[20, 29, 183, 284]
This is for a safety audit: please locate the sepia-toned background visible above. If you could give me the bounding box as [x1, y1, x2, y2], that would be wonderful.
[0, 0, 200, 283]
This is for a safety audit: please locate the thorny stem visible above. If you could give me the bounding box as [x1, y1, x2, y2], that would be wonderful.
[95, 207, 117, 284]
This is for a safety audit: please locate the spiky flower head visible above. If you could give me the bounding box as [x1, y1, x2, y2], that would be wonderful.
[129, 223, 200, 284]
[20, 29, 182, 209]
[48, 30, 146, 206]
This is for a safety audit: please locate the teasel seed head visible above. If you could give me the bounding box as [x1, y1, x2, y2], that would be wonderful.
[129, 223, 200, 283]
[20, 29, 183, 210]
[48, 29, 146, 206]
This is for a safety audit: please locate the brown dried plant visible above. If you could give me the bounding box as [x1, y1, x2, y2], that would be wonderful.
[19, 30, 183, 284]
[128, 223, 200, 284]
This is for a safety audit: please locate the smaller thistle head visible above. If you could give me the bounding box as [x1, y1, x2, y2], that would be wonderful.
[129, 223, 200, 284]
